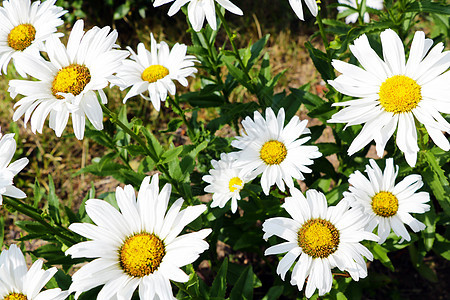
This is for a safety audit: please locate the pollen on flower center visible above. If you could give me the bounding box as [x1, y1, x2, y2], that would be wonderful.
[142, 65, 169, 83]
[119, 233, 165, 277]
[260, 140, 287, 165]
[3, 293, 27, 300]
[228, 176, 243, 192]
[371, 191, 399, 217]
[378, 75, 422, 113]
[297, 218, 340, 259]
[7, 24, 36, 51]
[51, 64, 91, 99]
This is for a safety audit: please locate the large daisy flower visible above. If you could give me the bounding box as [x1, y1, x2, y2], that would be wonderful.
[0, 244, 68, 300]
[328, 29, 450, 167]
[66, 174, 211, 299]
[232, 107, 322, 195]
[263, 188, 378, 298]
[337, 0, 383, 24]
[288, 0, 318, 21]
[8, 19, 128, 140]
[202, 152, 254, 213]
[0, 128, 28, 205]
[153, 0, 243, 32]
[113, 33, 197, 111]
[343, 158, 430, 243]
[0, 0, 66, 76]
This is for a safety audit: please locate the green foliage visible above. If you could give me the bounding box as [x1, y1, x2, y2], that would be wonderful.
[2, 0, 449, 299]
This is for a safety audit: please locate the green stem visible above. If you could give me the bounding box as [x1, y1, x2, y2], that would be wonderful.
[167, 96, 195, 136]
[215, 3, 255, 94]
[3, 197, 78, 246]
[102, 103, 159, 162]
[173, 281, 197, 298]
[316, 8, 330, 52]
[101, 103, 191, 201]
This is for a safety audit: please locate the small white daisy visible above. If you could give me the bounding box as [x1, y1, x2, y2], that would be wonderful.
[66, 174, 211, 299]
[8, 19, 128, 140]
[153, 0, 243, 32]
[231, 107, 322, 195]
[0, 0, 66, 76]
[0, 244, 69, 300]
[263, 188, 378, 298]
[337, 0, 383, 24]
[202, 152, 254, 213]
[343, 158, 430, 243]
[0, 128, 28, 205]
[328, 29, 450, 167]
[288, 0, 318, 21]
[113, 33, 197, 111]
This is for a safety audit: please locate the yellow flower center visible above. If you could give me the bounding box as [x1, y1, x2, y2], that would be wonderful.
[119, 233, 165, 277]
[7, 24, 36, 51]
[260, 140, 287, 165]
[378, 75, 422, 113]
[371, 191, 399, 217]
[228, 176, 243, 192]
[51, 64, 91, 99]
[3, 293, 27, 300]
[141, 65, 169, 83]
[297, 218, 340, 259]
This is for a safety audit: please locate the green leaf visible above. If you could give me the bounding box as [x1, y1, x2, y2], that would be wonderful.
[160, 146, 183, 164]
[113, 3, 130, 20]
[372, 243, 394, 271]
[47, 175, 61, 225]
[210, 258, 228, 298]
[160, 118, 183, 133]
[305, 41, 334, 81]
[317, 143, 341, 157]
[224, 61, 253, 91]
[420, 203, 436, 251]
[406, 0, 450, 15]
[0, 216, 4, 249]
[248, 34, 270, 68]
[233, 230, 263, 251]
[422, 151, 450, 215]
[141, 127, 164, 159]
[229, 265, 254, 300]
[183, 92, 226, 108]
[262, 286, 284, 300]
[33, 180, 43, 208]
[434, 233, 450, 260]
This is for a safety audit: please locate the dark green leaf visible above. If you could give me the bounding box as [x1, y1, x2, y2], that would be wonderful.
[229, 265, 254, 300]
[47, 175, 61, 225]
[372, 243, 394, 271]
[210, 258, 228, 298]
[262, 286, 284, 300]
[406, 0, 450, 15]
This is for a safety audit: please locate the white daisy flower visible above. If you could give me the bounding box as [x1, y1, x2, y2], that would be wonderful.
[0, 128, 28, 205]
[153, 0, 243, 32]
[113, 33, 197, 111]
[263, 188, 378, 298]
[8, 19, 129, 140]
[0, 0, 66, 76]
[328, 29, 450, 167]
[66, 174, 212, 299]
[288, 0, 318, 21]
[231, 107, 322, 195]
[343, 158, 430, 244]
[202, 152, 254, 213]
[337, 0, 383, 24]
[0, 244, 68, 300]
